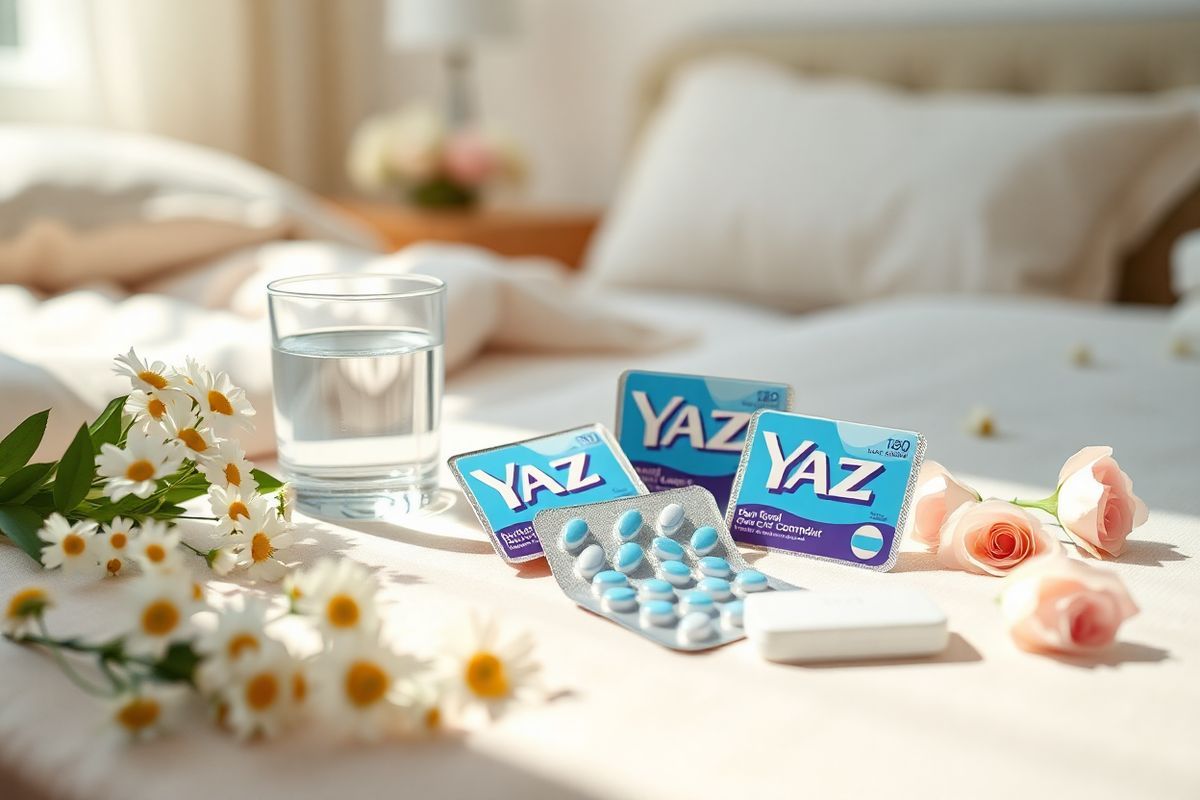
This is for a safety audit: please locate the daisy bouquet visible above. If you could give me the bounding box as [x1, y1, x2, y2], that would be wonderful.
[0, 350, 290, 579]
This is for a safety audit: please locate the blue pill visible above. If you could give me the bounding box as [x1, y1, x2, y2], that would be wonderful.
[689, 525, 719, 556]
[639, 579, 676, 603]
[640, 599, 676, 628]
[615, 542, 644, 573]
[591, 570, 628, 596]
[698, 556, 732, 578]
[657, 503, 686, 536]
[659, 559, 693, 587]
[698, 576, 733, 601]
[614, 509, 643, 541]
[734, 569, 769, 594]
[679, 591, 715, 615]
[652, 536, 684, 561]
[721, 599, 745, 628]
[560, 517, 589, 552]
[602, 586, 638, 613]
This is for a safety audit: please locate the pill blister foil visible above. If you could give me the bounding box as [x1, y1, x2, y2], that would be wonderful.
[533, 486, 799, 652]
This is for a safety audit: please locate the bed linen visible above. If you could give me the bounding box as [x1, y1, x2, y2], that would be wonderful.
[1, 291, 1197, 800]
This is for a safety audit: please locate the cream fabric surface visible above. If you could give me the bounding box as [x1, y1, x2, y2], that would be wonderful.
[0, 242, 692, 462]
[0, 295, 1197, 800]
[587, 59, 1200, 309]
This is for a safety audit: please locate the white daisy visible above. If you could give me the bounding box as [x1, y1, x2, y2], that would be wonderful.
[112, 348, 179, 395]
[162, 407, 217, 461]
[277, 483, 296, 522]
[108, 684, 184, 741]
[440, 614, 541, 724]
[206, 545, 239, 576]
[292, 558, 381, 640]
[194, 596, 273, 691]
[231, 509, 293, 582]
[181, 357, 255, 434]
[96, 428, 183, 501]
[38, 514, 102, 577]
[222, 643, 295, 740]
[398, 677, 451, 736]
[4, 587, 52, 636]
[123, 571, 201, 659]
[208, 485, 268, 537]
[311, 637, 419, 741]
[195, 439, 258, 493]
[99, 517, 138, 577]
[131, 519, 185, 574]
[125, 388, 189, 432]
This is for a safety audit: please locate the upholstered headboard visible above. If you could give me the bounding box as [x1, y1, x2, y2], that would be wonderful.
[637, 15, 1200, 304]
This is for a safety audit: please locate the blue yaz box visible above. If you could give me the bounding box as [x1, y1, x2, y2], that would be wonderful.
[725, 410, 925, 571]
[449, 424, 646, 563]
[615, 370, 792, 512]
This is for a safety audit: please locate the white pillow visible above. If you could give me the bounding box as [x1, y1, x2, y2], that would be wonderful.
[585, 59, 1200, 309]
[0, 125, 382, 291]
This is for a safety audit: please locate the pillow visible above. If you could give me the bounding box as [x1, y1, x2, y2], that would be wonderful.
[0, 125, 382, 291]
[585, 59, 1200, 309]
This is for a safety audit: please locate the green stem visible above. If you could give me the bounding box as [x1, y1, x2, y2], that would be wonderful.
[174, 515, 218, 521]
[10, 621, 118, 698]
[1011, 491, 1059, 518]
[178, 540, 210, 562]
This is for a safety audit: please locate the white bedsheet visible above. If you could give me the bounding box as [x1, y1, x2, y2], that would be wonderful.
[1, 292, 1198, 800]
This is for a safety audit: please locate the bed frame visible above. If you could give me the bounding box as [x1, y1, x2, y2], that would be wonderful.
[637, 14, 1200, 305]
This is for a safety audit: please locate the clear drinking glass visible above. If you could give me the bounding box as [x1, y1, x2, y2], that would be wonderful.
[267, 274, 446, 519]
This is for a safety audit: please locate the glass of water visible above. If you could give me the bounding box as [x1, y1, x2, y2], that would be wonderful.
[267, 273, 445, 519]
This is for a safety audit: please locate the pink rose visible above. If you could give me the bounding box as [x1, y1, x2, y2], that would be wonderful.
[937, 499, 1060, 576]
[1056, 446, 1148, 559]
[443, 131, 496, 187]
[908, 460, 979, 550]
[1001, 555, 1138, 654]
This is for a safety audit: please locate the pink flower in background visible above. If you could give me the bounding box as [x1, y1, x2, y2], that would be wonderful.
[908, 460, 979, 550]
[443, 131, 497, 187]
[937, 499, 1060, 576]
[1055, 446, 1148, 559]
[1001, 555, 1138, 654]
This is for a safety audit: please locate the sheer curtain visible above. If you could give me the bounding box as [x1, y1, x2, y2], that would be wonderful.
[2, 0, 390, 192]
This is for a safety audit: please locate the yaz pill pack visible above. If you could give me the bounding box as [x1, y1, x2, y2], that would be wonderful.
[449, 424, 646, 563]
[532, 485, 798, 651]
[726, 410, 925, 571]
[615, 370, 792, 512]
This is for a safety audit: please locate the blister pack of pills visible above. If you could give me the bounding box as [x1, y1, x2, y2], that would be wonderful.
[532, 486, 798, 651]
[726, 410, 926, 571]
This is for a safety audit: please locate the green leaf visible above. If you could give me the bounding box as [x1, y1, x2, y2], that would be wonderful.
[251, 468, 284, 493]
[0, 505, 46, 563]
[0, 410, 49, 478]
[88, 395, 128, 452]
[0, 462, 55, 504]
[161, 484, 209, 505]
[151, 641, 201, 684]
[53, 424, 94, 513]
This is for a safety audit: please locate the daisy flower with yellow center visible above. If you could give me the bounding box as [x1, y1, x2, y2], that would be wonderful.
[293, 558, 381, 640]
[130, 519, 184, 574]
[38, 514, 103, 577]
[231, 509, 294, 583]
[99, 517, 138, 577]
[206, 545, 238, 576]
[123, 571, 202, 659]
[209, 485, 269, 537]
[441, 614, 541, 724]
[311, 637, 420, 741]
[195, 439, 258, 493]
[125, 388, 189, 433]
[108, 684, 183, 741]
[398, 678, 450, 737]
[182, 357, 255, 435]
[194, 596, 273, 691]
[113, 348, 179, 395]
[162, 407, 217, 460]
[96, 427, 184, 501]
[3, 586, 52, 636]
[223, 644, 295, 740]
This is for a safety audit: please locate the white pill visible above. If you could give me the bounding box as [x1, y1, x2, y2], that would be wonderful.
[640, 600, 677, 628]
[678, 611, 715, 644]
[602, 587, 638, 614]
[574, 544, 606, 581]
[657, 503, 685, 536]
[721, 599, 745, 629]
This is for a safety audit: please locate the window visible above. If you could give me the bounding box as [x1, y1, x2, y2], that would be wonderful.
[0, 0, 85, 85]
[0, 0, 19, 50]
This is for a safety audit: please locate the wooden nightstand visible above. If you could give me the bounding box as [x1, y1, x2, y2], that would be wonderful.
[331, 200, 601, 269]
